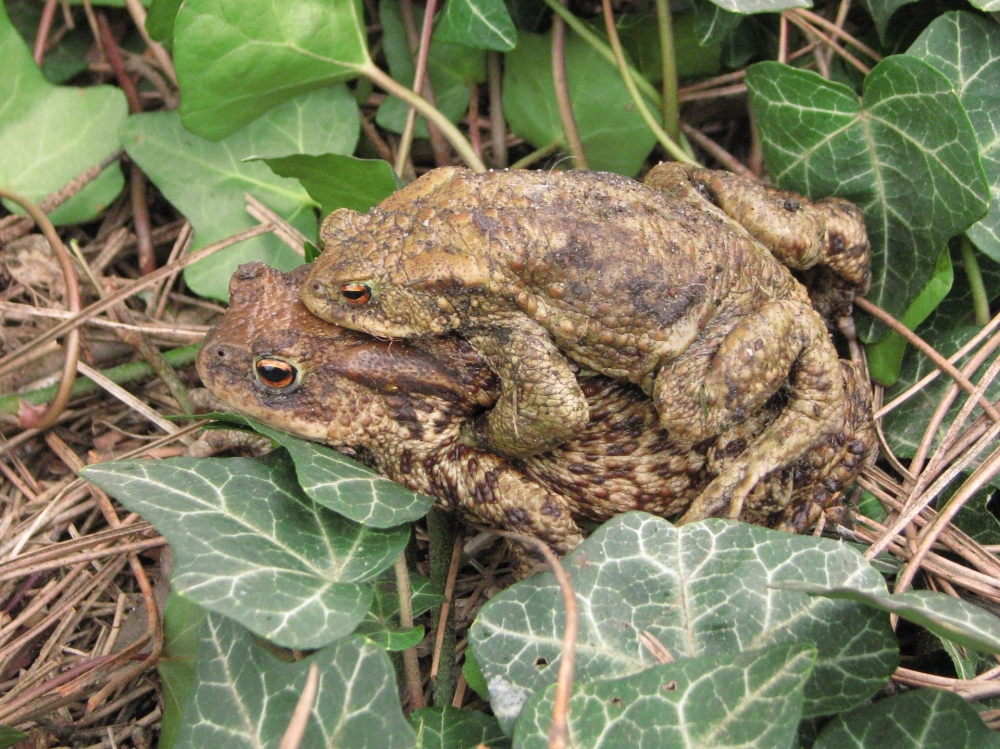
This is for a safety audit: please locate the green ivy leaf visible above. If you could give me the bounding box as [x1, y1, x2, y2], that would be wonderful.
[145, 0, 182, 46]
[514, 645, 816, 749]
[175, 615, 417, 749]
[471, 514, 897, 732]
[121, 86, 359, 301]
[81, 451, 409, 649]
[0, 2, 125, 225]
[353, 569, 443, 650]
[619, 13, 722, 82]
[908, 12, 1000, 264]
[210, 413, 435, 527]
[866, 246, 953, 386]
[7, 0, 92, 83]
[703, 0, 807, 12]
[376, 0, 485, 139]
[779, 585, 1000, 654]
[950, 485, 1000, 547]
[969, 0, 1000, 9]
[173, 0, 370, 139]
[692, 0, 744, 46]
[857, 0, 918, 41]
[503, 31, 657, 176]
[410, 706, 510, 748]
[263, 154, 399, 217]
[434, 0, 517, 52]
[814, 689, 1000, 748]
[747, 57, 989, 343]
[157, 593, 207, 749]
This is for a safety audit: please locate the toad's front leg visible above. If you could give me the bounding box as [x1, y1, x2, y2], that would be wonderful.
[461, 317, 590, 459]
[653, 300, 847, 523]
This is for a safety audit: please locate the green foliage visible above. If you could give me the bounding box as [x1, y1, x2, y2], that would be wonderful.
[434, 0, 517, 52]
[209, 413, 434, 526]
[471, 514, 898, 730]
[174, 615, 417, 749]
[410, 706, 510, 748]
[263, 154, 400, 216]
[81, 450, 409, 649]
[120, 87, 359, 301]
[0, 726, 27, 749]
[157, 593, 207, 749]
[813, 689, 1000, 748]
[0, 2, 125, 224]
[376, 0, 485, 139]
[173, 0, 370, 139]
[503, 31, 658, 175]
[515, 645, 816, 748]
[747, 57, 988, 343]
[908, 12, 1000, 265]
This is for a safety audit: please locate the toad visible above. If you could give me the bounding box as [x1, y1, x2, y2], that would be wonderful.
[301, 163, 871, 524]
[199, 263, 875, 562]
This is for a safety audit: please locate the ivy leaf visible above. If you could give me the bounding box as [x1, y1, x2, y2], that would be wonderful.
[8, 0, 92, 83]
[514, 645, 816, 749]
[702, 0, 807, 12]
[433, 0, 517, 52]
[120, 86, 359, 301]
[354, 569, 443, 650]
[145, 0, 182, 47]
[409, 706, 510, 748]
[470, 514, 897, 732]
[174, 616, 417, 749]
[748, 57, 989, 342]
[210, 413, 435, 528]
[779, 584, 1000, 654]
[81, 451, 409, 649]
[158, 593, 207, 749]
[263, 154, 399, 217]
[692, 0, 744, 47]
[969, 0, 1000, 9]
[865, 246, 953, 386]
[814, 689, 1000, 748]
[173, 0, 370, 139]
[908, 12, 1000, 264]
[857, 0, 919, 41]
[0, 2, 125, 225]
[376, 0, 485, 139]
[503, 32, 657, 176]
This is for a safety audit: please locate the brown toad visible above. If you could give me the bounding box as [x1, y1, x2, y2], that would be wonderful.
[301, 163, 871, 524]
[199, 263, 875, 562]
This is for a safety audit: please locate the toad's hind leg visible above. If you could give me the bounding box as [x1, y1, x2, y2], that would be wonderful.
[463, 317, 590, 459]
[653, 301, 846, 524]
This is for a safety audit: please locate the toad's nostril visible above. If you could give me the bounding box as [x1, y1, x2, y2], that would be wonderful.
[216, 349, 226, 358]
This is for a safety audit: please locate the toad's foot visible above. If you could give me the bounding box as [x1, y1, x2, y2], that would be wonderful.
[461, 318, 590, 458]
[687, 168, 871, 296]
[655, 299, 846, 520]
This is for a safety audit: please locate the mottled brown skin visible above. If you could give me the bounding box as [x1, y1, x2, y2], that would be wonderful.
[301, 164, 872, 523]
[198, 264, 876, 566]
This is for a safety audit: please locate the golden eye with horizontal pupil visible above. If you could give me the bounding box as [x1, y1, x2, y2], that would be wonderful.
[255, 359, 296, 388]
[340, 283, 372, 305]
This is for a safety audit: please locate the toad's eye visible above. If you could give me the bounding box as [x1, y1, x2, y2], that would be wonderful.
[340, 283, 372, 305]
[255, 358, 296, 388]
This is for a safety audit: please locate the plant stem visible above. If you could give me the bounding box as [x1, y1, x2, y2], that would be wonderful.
[0, 344, 202, 417]
[552, 2, 588, 169]
[542, 0, 662, 109]
[362, 64, 487, 173]
[961, 235, 991, 327]
[600, 0, 696, 164]
[654, 0, 680, 143]
[427, 508, 457, 707]
[394, 553, 425, 710]
[509, 139, 563, 170]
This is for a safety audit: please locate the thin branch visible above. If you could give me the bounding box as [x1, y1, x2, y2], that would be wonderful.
[552, 2, 588, 169]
